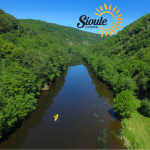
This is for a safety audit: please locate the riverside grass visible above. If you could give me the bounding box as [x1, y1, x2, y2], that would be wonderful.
[128, 111, 150, 149]
[122, 100, 150, 149]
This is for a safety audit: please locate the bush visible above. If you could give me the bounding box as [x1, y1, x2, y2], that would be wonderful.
[113, 89, 136, 119]
[140, 98, 150, 117]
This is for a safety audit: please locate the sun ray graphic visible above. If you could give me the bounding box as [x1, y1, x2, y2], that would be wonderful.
[94, 3, 123, 37]
[100, 6, 103, 11]
[95, 3, 123, 37]
[109, 4, 111, 10]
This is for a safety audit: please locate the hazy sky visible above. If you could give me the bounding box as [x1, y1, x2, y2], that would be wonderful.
[0, 0, 150, 34]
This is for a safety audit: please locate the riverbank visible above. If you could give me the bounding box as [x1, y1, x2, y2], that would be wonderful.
[122, 99, 150, 149]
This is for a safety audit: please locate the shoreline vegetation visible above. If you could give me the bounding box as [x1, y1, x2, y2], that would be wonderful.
[80, 13, 150, 149]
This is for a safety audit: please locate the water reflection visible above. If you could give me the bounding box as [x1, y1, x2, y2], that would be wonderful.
[109, 120, 125, 148]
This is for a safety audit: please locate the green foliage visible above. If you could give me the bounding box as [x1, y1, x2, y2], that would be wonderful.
[0, 62, 38, 137]
[0, 9, 19, 34]
[1, 42, 16, 58]
[20, 19, 109, 46]
[113, 90, 136, 119]
[140, 98, 150, 117]
[0, 8, 107, 139]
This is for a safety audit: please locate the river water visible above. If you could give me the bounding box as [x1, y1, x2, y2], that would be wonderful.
[0, 55, 125, 149]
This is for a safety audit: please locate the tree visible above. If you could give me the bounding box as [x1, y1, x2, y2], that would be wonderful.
[1, 42, 15, 58]
[113, 89, 136, 119]
[140, 98, 150, 117]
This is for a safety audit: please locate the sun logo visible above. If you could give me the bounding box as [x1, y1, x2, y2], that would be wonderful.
[94, 3, 123, 37]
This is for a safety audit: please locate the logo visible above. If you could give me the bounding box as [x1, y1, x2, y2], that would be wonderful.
[77, 3, 123, 37]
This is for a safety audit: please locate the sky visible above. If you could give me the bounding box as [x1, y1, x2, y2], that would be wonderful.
[0, 0, 150, 34]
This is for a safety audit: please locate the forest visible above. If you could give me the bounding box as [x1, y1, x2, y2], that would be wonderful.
[0, 9, 108, 139]
[81, 13, 150, 149]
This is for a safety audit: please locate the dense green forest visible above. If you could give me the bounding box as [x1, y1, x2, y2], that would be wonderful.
[20, 19, 109, 54]
[81, 13, 150, 148]
[0, 9, 108, 139]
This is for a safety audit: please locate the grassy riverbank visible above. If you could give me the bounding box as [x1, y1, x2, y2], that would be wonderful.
[122, 99, 150, 149]
[129, 112, 150, 149]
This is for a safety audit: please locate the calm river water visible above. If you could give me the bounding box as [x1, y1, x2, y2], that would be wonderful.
[0, 55, 125, 149]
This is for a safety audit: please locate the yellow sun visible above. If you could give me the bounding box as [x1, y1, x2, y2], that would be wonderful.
[94, 3, 123, 37]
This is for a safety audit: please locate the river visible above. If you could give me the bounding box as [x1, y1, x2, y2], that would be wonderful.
[0, 55, 125, 149]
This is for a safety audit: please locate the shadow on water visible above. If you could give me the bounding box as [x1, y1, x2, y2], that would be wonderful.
[108, 108, 115, 119]
[0, 55, 125, 149]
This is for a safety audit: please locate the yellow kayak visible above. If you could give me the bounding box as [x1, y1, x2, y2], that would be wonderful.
[54, 114, 59, 121]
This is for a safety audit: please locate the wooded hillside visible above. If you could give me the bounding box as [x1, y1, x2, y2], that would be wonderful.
[81, 13, 150, 149]
[0, 9, 107, 139]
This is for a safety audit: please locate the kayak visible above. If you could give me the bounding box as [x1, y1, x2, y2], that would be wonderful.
[54, 114, 59, 121]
